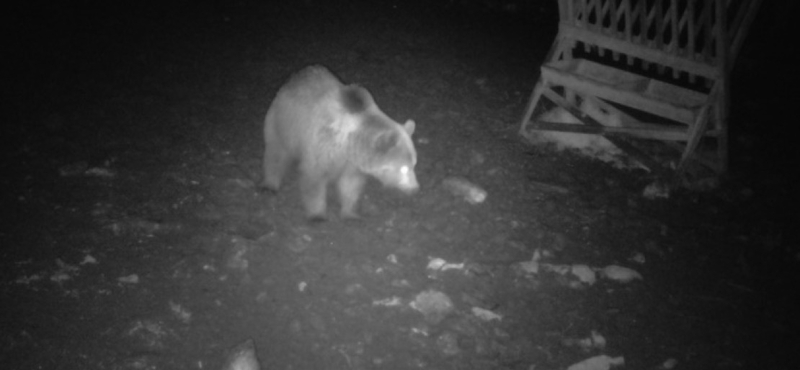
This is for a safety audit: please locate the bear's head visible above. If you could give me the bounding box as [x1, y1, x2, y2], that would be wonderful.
[360, 118, 418, 194]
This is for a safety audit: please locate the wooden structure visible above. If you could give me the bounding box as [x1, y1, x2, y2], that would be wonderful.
[519, 0, 761, 177]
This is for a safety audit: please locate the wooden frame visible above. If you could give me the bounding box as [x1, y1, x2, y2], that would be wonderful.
[519, 0, 761, 177]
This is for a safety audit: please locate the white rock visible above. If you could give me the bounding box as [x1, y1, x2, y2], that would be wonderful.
[567, 355, 625, 370]
[571, 264, 597, 285]
[600, 265, 643, 283]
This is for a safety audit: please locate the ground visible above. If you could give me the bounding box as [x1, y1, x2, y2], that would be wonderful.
[3, 1, 797, 370]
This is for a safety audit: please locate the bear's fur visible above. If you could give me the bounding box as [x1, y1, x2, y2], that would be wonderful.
[261, 65, 419, 220]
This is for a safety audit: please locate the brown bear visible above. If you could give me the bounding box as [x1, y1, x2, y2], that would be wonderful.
[261, 65, 419, 220]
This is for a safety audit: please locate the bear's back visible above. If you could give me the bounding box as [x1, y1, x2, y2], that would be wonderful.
[265, 66, 345, 155]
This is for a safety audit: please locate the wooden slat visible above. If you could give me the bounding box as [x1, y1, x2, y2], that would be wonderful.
[670, 0, 680, 78]
[542, 61, 700, 124]
[624, 0, 634, 65]
[559, 24, 720, 78]
[538, 87, 669, 172]
[609, 0, 620, 61]
[528, 120, 689, 141]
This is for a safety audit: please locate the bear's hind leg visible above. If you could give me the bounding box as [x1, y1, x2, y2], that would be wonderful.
[261, 138, 290, 192]
[337, 170, 366, 219]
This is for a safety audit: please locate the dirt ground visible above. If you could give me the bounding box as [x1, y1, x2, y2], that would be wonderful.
[3, 1, 797, 370]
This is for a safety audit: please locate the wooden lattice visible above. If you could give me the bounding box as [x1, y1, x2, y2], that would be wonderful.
[519, 0, 761, 177]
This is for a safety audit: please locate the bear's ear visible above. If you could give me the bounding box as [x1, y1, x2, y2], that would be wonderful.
[374, 131, 398, 154]
[341, 85, 372, 114]
[403, 120, 415, 136]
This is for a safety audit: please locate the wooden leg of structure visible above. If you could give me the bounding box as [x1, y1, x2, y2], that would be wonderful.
[716, 81, 730, 173]
[678, 106, 710, 175]
[519, 80, 547, 137]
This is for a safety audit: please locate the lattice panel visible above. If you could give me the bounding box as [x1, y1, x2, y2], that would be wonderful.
[519, 0, 761, 177]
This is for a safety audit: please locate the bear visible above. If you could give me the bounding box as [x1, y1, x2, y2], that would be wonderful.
[261, 65, 419, 220]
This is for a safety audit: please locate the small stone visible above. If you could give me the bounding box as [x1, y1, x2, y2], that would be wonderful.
[436, 332, 461, 356]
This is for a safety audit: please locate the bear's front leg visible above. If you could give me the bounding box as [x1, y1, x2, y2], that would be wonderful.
[337, 170, 366, 219]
